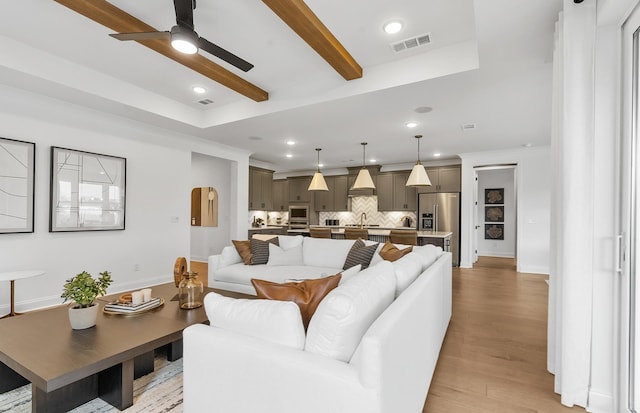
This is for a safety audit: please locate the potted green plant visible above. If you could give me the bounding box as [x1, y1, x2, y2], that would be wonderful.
[61, 270, 112, 330]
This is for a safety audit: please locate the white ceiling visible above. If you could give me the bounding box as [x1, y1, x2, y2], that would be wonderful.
[0, 0, 561, 172]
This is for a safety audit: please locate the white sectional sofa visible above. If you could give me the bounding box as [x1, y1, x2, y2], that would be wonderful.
[185, 235, 453, 413]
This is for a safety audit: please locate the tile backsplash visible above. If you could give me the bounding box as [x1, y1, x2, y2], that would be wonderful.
[320, 196, 416, 228]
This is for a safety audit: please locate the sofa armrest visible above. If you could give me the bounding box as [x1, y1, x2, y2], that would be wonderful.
[207, 254, 221, 285]
[183, 324, 377, 413]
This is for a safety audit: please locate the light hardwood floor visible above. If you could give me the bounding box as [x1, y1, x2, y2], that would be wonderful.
[423, 257, 583, 412]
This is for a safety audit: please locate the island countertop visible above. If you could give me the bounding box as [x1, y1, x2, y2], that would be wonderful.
[288, 227, 452, 239]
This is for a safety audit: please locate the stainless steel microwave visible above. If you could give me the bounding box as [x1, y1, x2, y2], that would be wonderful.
[289, 205, 309, 219]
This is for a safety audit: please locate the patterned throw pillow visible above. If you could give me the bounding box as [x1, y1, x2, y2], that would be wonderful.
[250, 237, 280, 265]
[343, 238, 378, 270]
[232, 240, 252, 265]
[379, 241, 413, 262]
[251, 273, 342, 330]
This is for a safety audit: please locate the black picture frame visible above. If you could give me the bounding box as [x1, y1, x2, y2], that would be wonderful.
[485, 224, 504, 240]
[50, 146, 126, 232]
[485, 188, 504, 204]
[485, 206, 504, 222]
[0, 137, 36, 234]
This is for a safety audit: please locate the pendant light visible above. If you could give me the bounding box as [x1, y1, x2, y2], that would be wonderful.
[308, 148, 329, 191]
[406, 135, 432, 187]
[352, 142, 376, 189]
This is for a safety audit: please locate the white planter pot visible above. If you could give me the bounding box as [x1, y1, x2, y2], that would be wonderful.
[68, 304, 99, 330]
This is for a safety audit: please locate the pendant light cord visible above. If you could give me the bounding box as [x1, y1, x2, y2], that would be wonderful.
[415, 135, 423, 164]
[361, 142, 367, 168]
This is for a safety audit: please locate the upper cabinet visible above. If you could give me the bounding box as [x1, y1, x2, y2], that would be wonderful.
[272, 179, 289, 211]
[314, 175, 349, 211]
[377, 171, 417, 211]
[419, 166, 461, 193]
[288, 176, 313, 203]
[249, 167, 274, 210]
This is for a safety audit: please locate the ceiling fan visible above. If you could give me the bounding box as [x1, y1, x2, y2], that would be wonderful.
[108, 0, 254, 72]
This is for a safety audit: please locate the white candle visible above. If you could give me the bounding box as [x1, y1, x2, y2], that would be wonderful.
[132, 291, 143, 305]
[141, 288, 152, 302]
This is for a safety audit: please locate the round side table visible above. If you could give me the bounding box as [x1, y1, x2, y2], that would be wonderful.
[0, 270, 45, 318]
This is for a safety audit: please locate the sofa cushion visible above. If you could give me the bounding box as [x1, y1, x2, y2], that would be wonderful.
[219, 245, 242, 268]
[392, 252, 423, 297]
[305, 261, 396, 362]
[204, 292, 306, 349]
[252, 274, 342, 330]
[213, 264, 343, 287]
[232, 240, 252, 265]
[302, 237, 357, 268]
[379, 241, 413, 262]
[250, 237, 280, 265]
[278, 235, 304, 250]
[343, 239, 378, 270]
[412, 244, 443, 270]
[267, 243, 304, 266]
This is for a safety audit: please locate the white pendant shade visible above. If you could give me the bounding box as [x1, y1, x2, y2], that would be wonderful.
[406, 163, 432, 187]
[308, 171, 329, 191]
[352, 168, 376, 189]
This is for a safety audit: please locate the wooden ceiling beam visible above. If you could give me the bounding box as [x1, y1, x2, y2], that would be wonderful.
[262, 0, 362, 81]
[54, 0, 268, 102]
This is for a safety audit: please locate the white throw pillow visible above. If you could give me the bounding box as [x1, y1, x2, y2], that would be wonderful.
[411, 244, 442, 270]
[204, 292, 306, 349]
[305, 261, 396, 362]
[278, 235, 304, 250]
[392, 252, 423, 297]
[219, 246, 242, 268]
[267, 243, 304, 266]
[302, 237, 356, 268]
[338, 264, 361, 284]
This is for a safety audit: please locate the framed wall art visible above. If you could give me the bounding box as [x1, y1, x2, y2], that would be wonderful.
[485, 224, 504, 240]
[485, 205, 504, 222]
[485, 188, 504, 204]
[0, 137, 35, 234]
[50, 147, 126, 232]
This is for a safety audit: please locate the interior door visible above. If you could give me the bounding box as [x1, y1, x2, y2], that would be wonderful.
[473, 171, 479, 263]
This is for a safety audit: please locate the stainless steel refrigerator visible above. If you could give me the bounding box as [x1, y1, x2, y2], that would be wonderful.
[418, 193, 460, 266]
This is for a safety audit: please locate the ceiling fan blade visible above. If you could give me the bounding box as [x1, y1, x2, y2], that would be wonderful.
[109, 31, 170, 41]
[173, 0, 194, 30]
[198, 37, 254, 72]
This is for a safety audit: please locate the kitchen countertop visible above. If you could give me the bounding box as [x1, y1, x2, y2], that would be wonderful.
[287, 227, 452, 238]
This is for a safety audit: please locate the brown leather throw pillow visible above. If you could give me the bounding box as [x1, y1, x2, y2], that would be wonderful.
[251, 273, 342, 330]
[379, 241, 413, 262]
[232, 240, 252, 265]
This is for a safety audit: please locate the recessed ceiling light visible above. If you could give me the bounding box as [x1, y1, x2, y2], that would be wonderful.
[318, 163, 324, 168]
[286, 140, 296, 146]
[406, 121, 418, 128]
[414, 106, 433, 114]
[523, 143, 532, 148]
[433, 153, 441, 157]
[383, 20, 403, 34]
[369, 158, 377, 163]
[192, 86, 206, 94]
[286, 154, 293, 158]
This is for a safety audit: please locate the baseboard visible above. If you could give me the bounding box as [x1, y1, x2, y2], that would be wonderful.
[477, 252, 515, 258]
[517, 265, 549, 275]
[2, 275, 173, 314]
[190, 256, 209, 262]
[587, 390, 613, 413]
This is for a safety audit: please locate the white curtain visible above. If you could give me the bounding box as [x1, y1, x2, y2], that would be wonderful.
[548, 0, 597, 408]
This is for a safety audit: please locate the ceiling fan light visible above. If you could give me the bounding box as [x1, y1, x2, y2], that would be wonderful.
[406, 163, 432, 187]
[170, 26, 198, 54]
[308, 172, 329, 191]
[352, 168, 376, 189]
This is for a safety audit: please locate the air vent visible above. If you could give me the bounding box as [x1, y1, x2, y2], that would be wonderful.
[198, 99, 214, 105]
[461, 123, 477, 131]
[391, 32, 431, 53]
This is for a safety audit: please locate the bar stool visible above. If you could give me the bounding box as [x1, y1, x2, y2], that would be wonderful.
[310, 228, 332, 238]
[389, 230, 418, 246]
[0, 270, 45, 318]
[344, 228, 369, 240]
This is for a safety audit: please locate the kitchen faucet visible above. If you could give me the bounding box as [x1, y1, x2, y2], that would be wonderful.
[359, 212, 367, 229]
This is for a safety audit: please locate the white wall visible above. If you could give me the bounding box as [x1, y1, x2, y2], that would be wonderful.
[459, 147, 550, 274]
[190, 152, 231, 261]
[0, 84, 250, 313]
[477, 168, 516, 258]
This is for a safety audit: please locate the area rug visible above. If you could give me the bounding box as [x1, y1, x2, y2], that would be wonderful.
[0, 355, 183, 413]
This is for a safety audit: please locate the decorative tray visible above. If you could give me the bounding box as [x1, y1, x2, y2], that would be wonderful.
[102, 298, 165, 316]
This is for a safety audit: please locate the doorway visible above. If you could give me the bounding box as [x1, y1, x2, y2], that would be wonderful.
[473, 165, 517, 266]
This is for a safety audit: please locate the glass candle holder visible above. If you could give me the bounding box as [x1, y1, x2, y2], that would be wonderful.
[178, 272, 204, 310]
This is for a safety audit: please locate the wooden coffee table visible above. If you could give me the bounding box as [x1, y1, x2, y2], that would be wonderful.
[0, 282, 252, 412]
